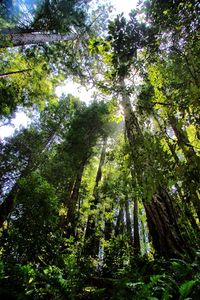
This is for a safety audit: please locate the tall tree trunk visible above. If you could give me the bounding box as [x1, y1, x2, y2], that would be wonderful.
[125, 195, 133, 246]
[168, 115, 200, 221]
[144, 188, 189, 258]
[65, 162, 85, 238]
[120, 78, 190, 258]
[1, 32, 77, 48]
[104, 213, 113, 242]
[114, 200, 124, 236]
[133, 197, 140, 255]
[103, 203, 114, 277]
[154, 115, 199, 229]
[140, 218, 148, 254]
[154, 114, 180, 165]
[84, 139, 107, 257]
[168, 115, 198, 163]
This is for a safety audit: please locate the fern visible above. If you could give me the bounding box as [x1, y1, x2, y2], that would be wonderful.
[179, 280, 197, 299]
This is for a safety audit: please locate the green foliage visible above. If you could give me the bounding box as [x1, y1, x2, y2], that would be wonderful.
[1, 172, 59, 265]
[0, 257, 84, 299]
[32, 0, 88, 33]
[0, 50, 59, 117]
[0, 0, 89, 34]
[179, 279, 198, 299]
[0, 0, 200, 299]
[0, 253, 200, 299]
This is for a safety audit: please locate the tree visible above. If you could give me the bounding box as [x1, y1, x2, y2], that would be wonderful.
[59, 101, 112, 238]
[89, 12, 196, 258]
[0, 2, 200, 299]
[0, 0, 89, 47]
[84, 138, 107, 257]
[0, 49, 59, 117]
[0, 1, 111, 119]
[0, 95, 76, 227]
[1, 172, 59, 263]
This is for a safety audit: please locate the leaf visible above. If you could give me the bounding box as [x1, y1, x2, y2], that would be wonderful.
[126, 281, 145, 291]
[28, 277, 34, 283]
[150, 274, 162, 284]
[179, 280, 197, 299]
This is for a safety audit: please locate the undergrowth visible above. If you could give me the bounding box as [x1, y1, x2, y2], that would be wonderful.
[0, 251, 200, 299]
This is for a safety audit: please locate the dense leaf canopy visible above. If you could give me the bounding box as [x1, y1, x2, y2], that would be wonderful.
[0, 0, 199, 299]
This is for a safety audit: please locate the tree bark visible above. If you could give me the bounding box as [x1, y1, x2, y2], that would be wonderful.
[84, 139, 107, 257]
[1, 32, 77, 48]
[154, 115, 199, 228]
[125, 195, 133, 246]
[133, 197, 140, 255]
[168, 115, 200, 221]
[140, 218, 148, 254]
[65, 162, 85, 238]
[168, 115, 198, 162]
[144, 188, 188, 258]
[120, 78, 191, 258]
[154, 114, 180, 165]
[114, 201, 124, 236]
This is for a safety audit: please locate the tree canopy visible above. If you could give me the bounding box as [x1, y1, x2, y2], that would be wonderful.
[0, 0, 199, 299]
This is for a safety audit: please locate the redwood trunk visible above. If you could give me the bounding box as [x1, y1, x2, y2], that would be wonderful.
[168, 115, 197, 162]
[168, 115, 200, 220]
[65, 163, 85, 238]
[154, 115, 200, 227]
[133, 197, 140, 255]
[125, 195, 133, 246]
[114, 201, 124, 236]
[84, 139, 107, 256]
[144, 188, 186, 258]
[120, 78, 190, 258]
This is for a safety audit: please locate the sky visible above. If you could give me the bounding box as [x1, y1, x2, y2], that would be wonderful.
[0, 0, 139, 139]
[111, 0, 138, 16]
